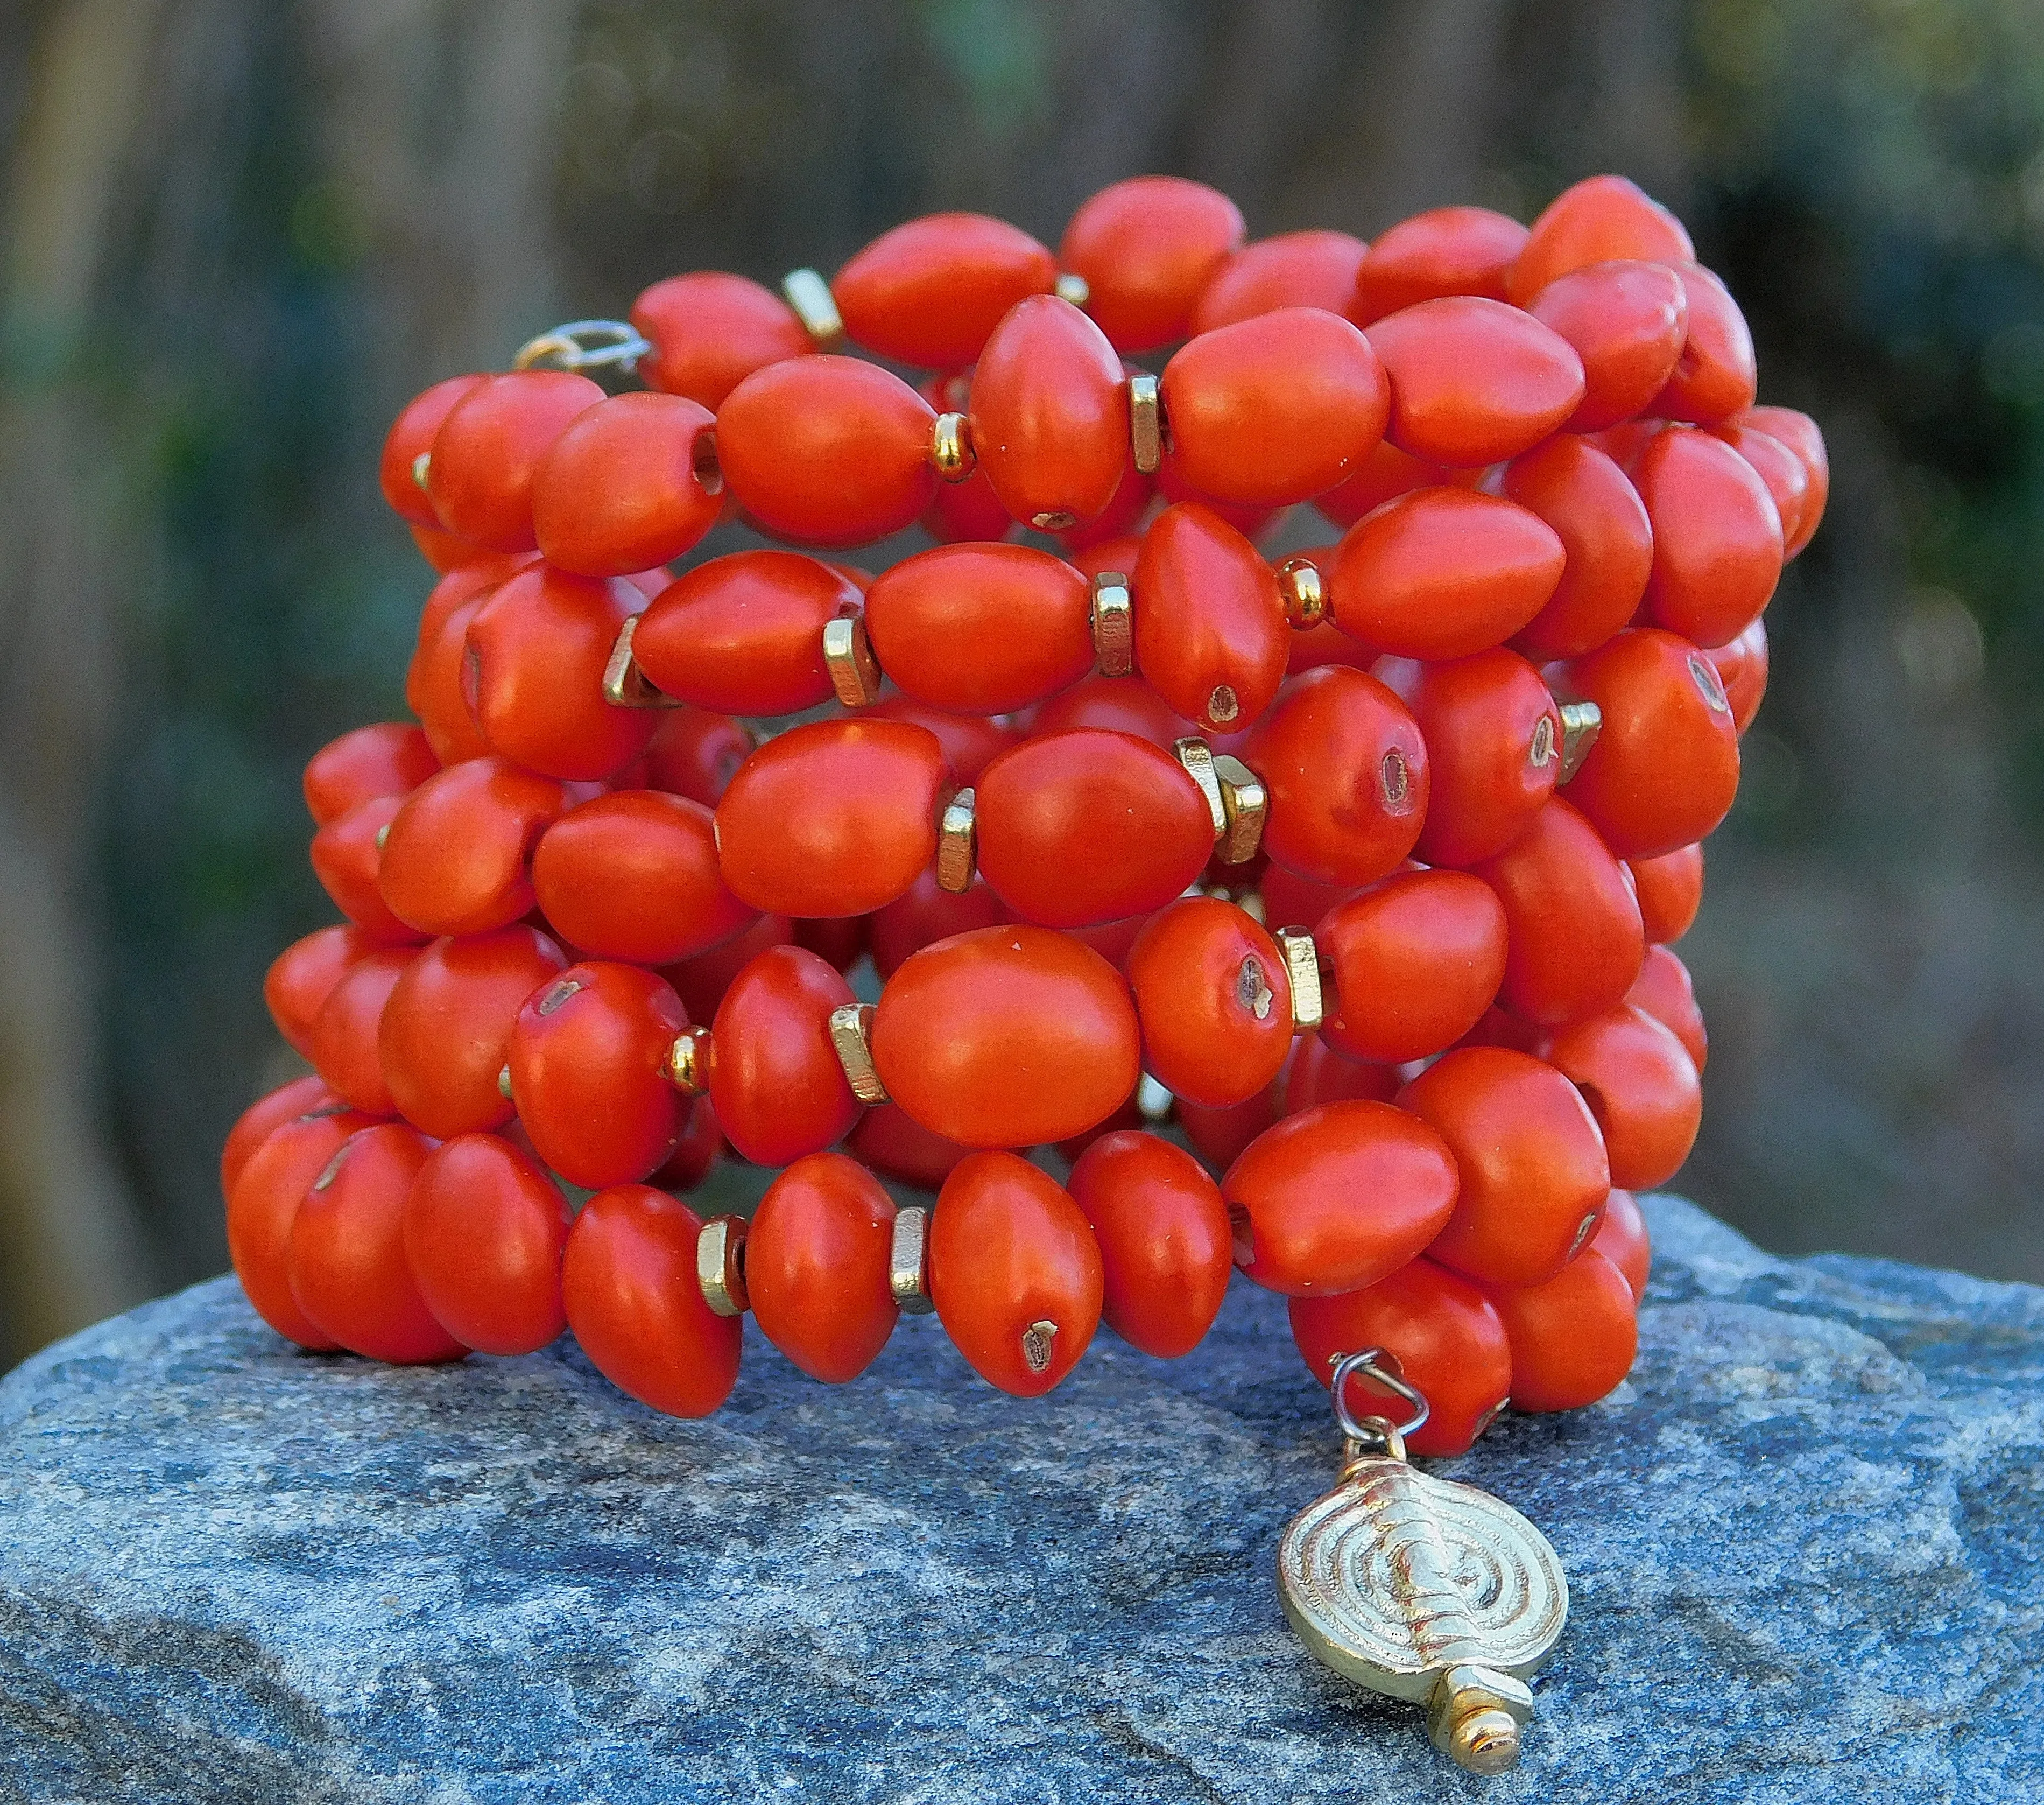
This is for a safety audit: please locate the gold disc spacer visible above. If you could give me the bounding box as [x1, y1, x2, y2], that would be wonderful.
[1127, 373, 1164, 475]
[931, 411, 976, 482]
[936, 788, 976, 893]
[604, 615, 683, 710]
[823, 615, 883, 707]
[696, 1216, 750, 1317]
[890, 1205, 935, 1314]
[1279, 557, 1327, 630]
[781, 268, 843, 345]
[1090, 573, 1134, 677]
[1557, 700, 1603, 782]
[1274, 928, 1324, 1030]
[664, 1025, 713, 1097]
[828, 1002, 887, 1104]
[1211, 755, 1267, 864]
[1174, 738, 1229, 840]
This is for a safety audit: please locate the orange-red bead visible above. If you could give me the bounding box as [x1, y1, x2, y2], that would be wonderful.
[1133, 502, 1288, 732]
[426, 370, 603, 552]
[1192, 230, 1370, 333]
[1502, 435, 1655, 662]
[1059, 175, 1244, 352]
[1351, 206, 1528, 324]
[531, 391, 721, 577]
[833, 212, 1055, 368]
[631, 270, 809, 408]
[707, 945, 862, 1168]
[1507, 174, 1695, 307]
[747, 1153, 899, 1382]
[1480, 1247, 1638, 1411]
[378, 756, 567, 938]
[1366, 297, 1585, 467]
[1526, 258, 1689, 433]
[1540, 1003, 1702, 1189]
[1316, 870, 1508, 1064]
[969, 293, 1126, 530]
[1125, 897, 1293, 1107]
[1067, 1131, 1232, 1359]
[631, 551, 862, 717]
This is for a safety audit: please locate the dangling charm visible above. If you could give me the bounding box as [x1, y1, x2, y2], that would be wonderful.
[1277, 1351, 1569, 1774]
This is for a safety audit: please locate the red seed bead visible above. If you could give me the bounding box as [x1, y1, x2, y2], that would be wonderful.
[1739, 406, 1828, 557]
[466, 566, 656, 781]
[1066, 1130, 1232, 1359]
[664, 909, 793, 1024]
[426, 371, 603, 552]
[1059, 175, 1244, 353]
[562, 1184, 742, 1416]
[1133, 503, 1288, 733]
[865, 544, 1094, 713]
[1592, 1188, 1652, 1301]
[1313, 438, 1451, 529]
[406, 594, 492, 767]
[415, 553, 534, 648]
[715, 718, 949, 918]
[1715, 422, 1809, 556]
[1260, 865, 1357, 933]
[1477, 796, 1645, 1026]
[1627, 843, 1704, 944]
[1317, 870, 1509, 1064]
[1289, 1259, 1513, 1457]
[309, 796, 418, 944]
[928, 1151, 1103, 1396]
[848, 1102, 974, 1192]
[380, 374, 487, 527]
[304, 724, 436, 827]
[1161, 308, 1388, 506]
[746, 1152, 900, 1382]
[1704, 615, 1770, 736]
[864, 696, 1012, 784]
[533, 792, 754, 966]
[288, 1123, 466, 1364]
[1377, 650, 1564, 866]
[1059, 448, 1153, 553]
[870, 865, 1007, 978]
[408, 520, 480, 572]
[508, 962, 689, 1189]
[222, 1075, 337, 1198]
[1223, 1100, 1459, 1296]
[1627, 945, 1708, 1072]
[717, 355, 937, 547]
[1507, 174, 1695, 307]
[975, 728, 1213, 929]
[1125, 897, 1293, 1108]
[652, 1093, 723, 1193]
[871, 924, 1140, 1148]
[833, 212, 1055, 368]
[1192, 230, 1370, 333]
[1026, 675, 1183, 750]
[1651, 265, 1758, 425]
[631, 271, 810, 409]
[1329, 488, 1564, 660]
[1368, 296, 1585, 468]
[1481, 1247, 1638, 1411]
[379, 757, 568, 938]
[1541, 1004, 1702, 1190]
[707, 945, 861, 1168]
[1636, 426, 1783, 648]
[227, 1106, 373, 1349]
[794, 913, 868, 975]
[308, 946, 413, 1116]
[377, 926, 566, 1139]
[404, 1133, 571, 1354]
[922, 456, 1016, 543]
[1244, 666, 1428, 887]
[531, 392, 721, 577]
[631, 552, 861, 717]
[1527, 259, 1690, 433]
[969, 293, 1126, 530]
[1351, 207, 1529, 324]
[643, 706, 756, 805]
[1502, 436, 1655, 661]
[1400, 1046, 1611, 1287]
[1283, 1035, 1399, 1112]
[1178, 1076, 1282, 1174]
[265, 924, 377, 1057]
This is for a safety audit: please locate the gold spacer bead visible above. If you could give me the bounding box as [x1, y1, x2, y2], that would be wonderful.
[696, 1216, 750, 1317]
[1278, 556, 1326, 630]
[1173, 737, 1229, 840]
[890, 1205, 935, 1314]
[1211, 755, 1267, 865]
[411, 451, 431, 492]
[1128, 373, 1163, 475]
[823, 614, 883, 707]
[1557, 699, 1604, 783]
[936, 787, 977, 893]
[931, 411, 976, 482]
[1137, 1073, 1174, 1123]
[1274, 928, 1324, 1030]
[828, 1002, 887, 1104]
[1054, 271, 1091, 308]
[781, 268, 843, 345]
[1090, 573, 1133, 677]
[664, 1025, 713, 1096]
[497, 1064, 513, 1101]
[604, 614, 683, 710]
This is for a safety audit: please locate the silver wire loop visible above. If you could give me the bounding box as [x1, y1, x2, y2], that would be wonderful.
[512, 319, 652, 375]
[1329, 1347, 1432, 1448]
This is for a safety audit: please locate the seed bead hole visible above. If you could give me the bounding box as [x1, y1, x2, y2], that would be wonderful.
[1380, 746, 1412, 811]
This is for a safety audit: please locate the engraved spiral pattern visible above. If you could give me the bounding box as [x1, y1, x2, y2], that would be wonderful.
[1277, 1460, 1568, 1698]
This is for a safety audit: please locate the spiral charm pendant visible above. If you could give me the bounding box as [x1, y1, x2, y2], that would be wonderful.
[1278, 1452, 1569, 1773]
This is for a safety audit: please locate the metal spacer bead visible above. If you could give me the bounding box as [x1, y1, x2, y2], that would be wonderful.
[604, 614, 683, 710]
[1274, 928, 1324, 1030]
[664, 1024, 713, 1097]
[1054, 271, 1091, 308]
[1137, 1072, 1175, 1123]
[1174, 737, 1229, 841]
[411, 451, 431, 492]
[497, 1064, 513, 1101]
[1128, 373, 1164, 475]
[1090, 573, 1134, 677]
[696, 1215, 750, 1317]
[936, 788, 976, 893]
[828, 1002, 887, 1104]
[781, 268, 843, 345]
[823, 615, 883, 707]
[1278, 556, 1327, 630]
[1557, 700, 1604, 783]
[931, 411, 976, 482]
[890, 1205, 935, 1314]
[1211, 755, 1267, 865]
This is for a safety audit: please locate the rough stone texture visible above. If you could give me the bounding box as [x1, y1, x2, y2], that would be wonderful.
[0, 1196, 2039, 1804]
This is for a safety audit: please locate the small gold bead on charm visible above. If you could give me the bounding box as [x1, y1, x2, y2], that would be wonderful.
[1279, 556, 1327, 630]
[891, 1205, 935, 1314]
[1174, 737, 1229, 840]
[823, 615, 883, 707]
[1054, 271, 1091, 308]
[931, 411, 976, 482]
[1090, 573, 1134, 677]
[1274, 928, 1324, 1030]
[664, 1025, 713, 1096]
[781, 268, 843, 345]
[1212, 754, 1267, 864]
[828, 1002, 887, 1104]
[1557, 700, 1604, 782]
[696, 1216, 750, 1317]
[937, 787, 977, 893]
[603, 615, 682, 710]
[1128, 373, 1164, 475]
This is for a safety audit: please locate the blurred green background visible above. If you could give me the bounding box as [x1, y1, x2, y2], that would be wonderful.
[2, 0, 2040, 1367]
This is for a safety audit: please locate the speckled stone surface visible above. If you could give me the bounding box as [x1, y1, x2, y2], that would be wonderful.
[0, 1195, 2039, 1804]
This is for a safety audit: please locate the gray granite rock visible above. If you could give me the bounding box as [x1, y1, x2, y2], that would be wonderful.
[0, 1196, 2039, 1803]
